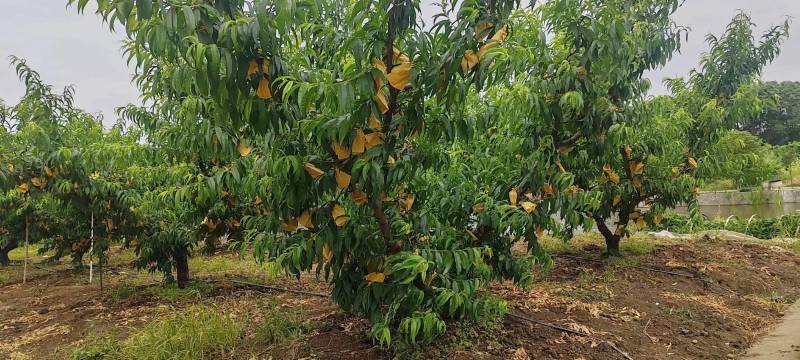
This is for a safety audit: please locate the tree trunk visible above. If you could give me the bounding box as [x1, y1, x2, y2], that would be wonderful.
[0, 243, 13, 266]
[594, 216, 622, 257]
[604, 234, 621, 257]
[175, 248, 189, 289]
[371, 197, 399, 253]
[372, 16, 401, 255]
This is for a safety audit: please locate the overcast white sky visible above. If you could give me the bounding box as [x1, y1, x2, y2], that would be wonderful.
[1, 0, 798, 127]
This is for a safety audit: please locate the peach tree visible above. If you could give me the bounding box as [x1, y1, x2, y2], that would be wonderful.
[44, 119, 150, 280]
[74, 0, 530, 345]
[579, 11, 789, 255]
[668, 12, 790, 188]
[470, 0, 686, 258]
[0, 58, 86, 267]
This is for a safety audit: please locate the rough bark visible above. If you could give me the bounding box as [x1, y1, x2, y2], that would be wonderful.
[175, 248, 190, 289]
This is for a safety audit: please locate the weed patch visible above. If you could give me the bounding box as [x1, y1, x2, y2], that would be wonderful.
[120, 305, 240, 360]
[8, 244, 45, 262]
[0, 267, 12, 284]
[564, 269, 615, 301]
[252, 305, 305, 346]
[619, 238, 655, 256]
[66, 296, 309, 359]
[69, 335, 120, 360]
[105, 281, 211, 303]
[403, 318, 504, 359]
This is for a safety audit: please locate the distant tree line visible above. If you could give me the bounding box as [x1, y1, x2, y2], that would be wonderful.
[739, 81, 800, 145]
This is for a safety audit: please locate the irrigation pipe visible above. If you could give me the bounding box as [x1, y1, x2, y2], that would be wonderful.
[228, 279, 329, 298]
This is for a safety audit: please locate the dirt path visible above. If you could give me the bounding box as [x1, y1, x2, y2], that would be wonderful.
[744, 302, 800, 359]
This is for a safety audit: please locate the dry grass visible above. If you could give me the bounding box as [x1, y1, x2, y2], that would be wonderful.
[661, 292, 770, 341]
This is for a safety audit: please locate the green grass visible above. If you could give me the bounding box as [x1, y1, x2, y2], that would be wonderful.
[188, 254, 279, 284]
[109, 248, 138, 265]
[583, 269, 617, 285]
[788, 239, 800, 255]
[68, 298, 308, 360]
[189, 253, 269, 273]
[606, 237, 656, 267]
[539, 233, 585, 254]
[0, 267, 12, 284]
[69, 305, 242, 360]
[1, 243, 58, 284]
[700, 179, 737, 191]
[121, 305, 241, 360]
[620, 236, 655, 255]
[564, 268, 616, 302]
[69, 335, 121, 360]
[399, 318, 504, 360]
[7, 243, 46, 261]
[251, 300, 306, 346]
[105, 280, 211, 303]
[541, 231, 655, 258]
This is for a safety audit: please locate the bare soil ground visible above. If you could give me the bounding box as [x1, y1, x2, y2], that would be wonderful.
[1, 233, 800, 360]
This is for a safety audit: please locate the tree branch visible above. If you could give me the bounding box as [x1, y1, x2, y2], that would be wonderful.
[557, 131, 582, 148]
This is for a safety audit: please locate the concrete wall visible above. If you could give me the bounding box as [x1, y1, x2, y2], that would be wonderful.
[696, 188, 800, 206]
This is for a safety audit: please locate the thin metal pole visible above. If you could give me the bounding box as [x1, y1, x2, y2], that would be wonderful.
[89, 209, 94, 283]
[23, 219, 29, 284]
[100, 244, 104, 290]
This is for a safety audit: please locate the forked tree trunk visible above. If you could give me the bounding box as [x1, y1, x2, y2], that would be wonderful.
[175, 248, 189, 289]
